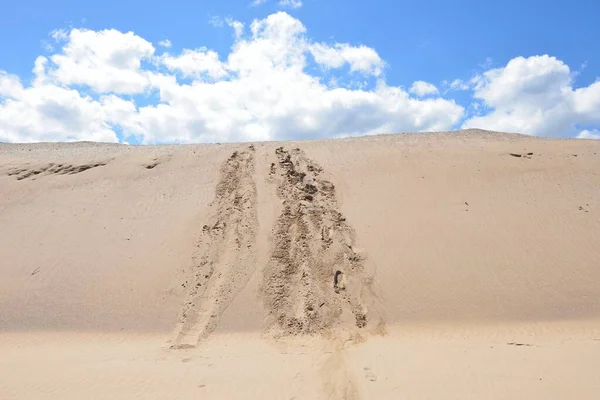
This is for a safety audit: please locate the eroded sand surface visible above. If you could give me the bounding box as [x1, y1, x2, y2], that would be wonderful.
[1, 130, 599, 399]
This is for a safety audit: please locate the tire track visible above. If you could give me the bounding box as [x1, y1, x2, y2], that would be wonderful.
[172, 146, 258, 349]
[264, 146, 384, 400]
[263, 146, 383, 337]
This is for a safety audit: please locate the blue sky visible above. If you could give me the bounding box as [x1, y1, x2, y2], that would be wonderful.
[1, 0, 599, 143]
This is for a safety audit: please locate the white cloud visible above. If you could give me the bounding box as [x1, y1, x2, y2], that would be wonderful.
[208, 16, 224, 28]
[42, 41, 54, 52]
[209, 16, 244, 39]
[577, 129, 600, 139]
[279, 0, 303, 8]
[158, 39, 172, 48]
[462, 55, 600, 137]
[573, 81, 600, 118]
[0, 71, 24, 98]
[251, 0, 268, 6]
[226, 18, 244, 39]
[444, 78, 470, 92]
[50, 28, 68, 41]
[1, 12, 468, 144]
[409, 81, 439, 97]
[309, 42, 384, 76]
[160, 48, 228, 79]
[0, 76, 119, 143]
[47, 28, 156, 94]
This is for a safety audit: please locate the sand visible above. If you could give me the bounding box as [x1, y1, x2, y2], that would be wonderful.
[1, 129, 599, 399]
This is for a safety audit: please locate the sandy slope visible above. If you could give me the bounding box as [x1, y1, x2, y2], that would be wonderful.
[1, 129, 599, 399]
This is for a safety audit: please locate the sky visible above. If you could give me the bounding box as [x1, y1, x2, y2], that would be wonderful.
[1, 0, 599, 144]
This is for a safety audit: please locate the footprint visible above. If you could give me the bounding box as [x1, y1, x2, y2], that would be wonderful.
[334, 270, 345, 293]
[364, 367, 377, 382]
[509, 152, 534, 159]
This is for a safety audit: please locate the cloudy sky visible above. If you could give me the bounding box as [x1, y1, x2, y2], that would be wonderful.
[1, 0, 599, 143]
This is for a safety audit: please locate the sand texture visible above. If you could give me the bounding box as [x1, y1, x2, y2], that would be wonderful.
[1, 129, 600, 399]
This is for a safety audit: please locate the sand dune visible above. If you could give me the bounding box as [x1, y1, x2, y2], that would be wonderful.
[1, 129, 599, 399]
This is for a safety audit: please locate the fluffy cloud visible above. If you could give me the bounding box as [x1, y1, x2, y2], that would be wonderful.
[409, 81, 439, 97]
[0, 73, 119, 143]
[577, 129, 600, 139]
[158, 39, 172, 48]
[0, 72, 23, 98]
[226, 19, 244, 39]
[444, 78, 470, 92]
[160, 48, 228, 79]
[6, 13, 599, 144]
[47, 28, 156, 94]
[310, 43, 384, 76]
[462, 55, 600, 137]
[50, 29, 68, 41]
[0, 12, 466, 144]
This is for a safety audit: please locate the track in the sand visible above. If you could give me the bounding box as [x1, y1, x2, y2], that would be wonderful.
[263, 146, 380, 336]
[172, 146, 258, 349]
[172, 145, 382, 399]
[264, 147, 383, 399]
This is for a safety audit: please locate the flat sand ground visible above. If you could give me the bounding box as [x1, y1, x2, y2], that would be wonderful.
[1, 130, 599, 399]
